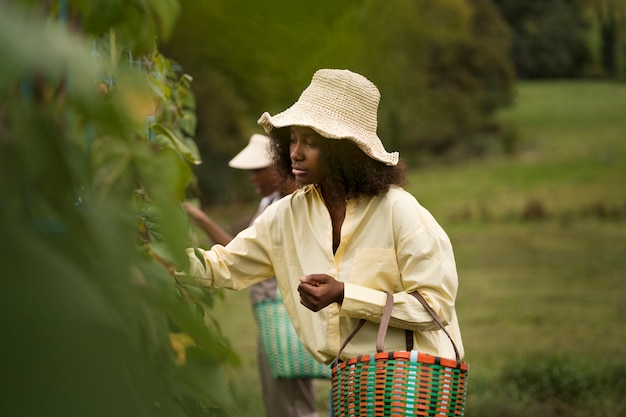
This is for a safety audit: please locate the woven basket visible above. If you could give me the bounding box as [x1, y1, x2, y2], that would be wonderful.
[331, 292, 469, 416]
[254, 296, 331, 379]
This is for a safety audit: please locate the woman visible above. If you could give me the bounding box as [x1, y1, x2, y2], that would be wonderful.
[186, 69, 463, 367]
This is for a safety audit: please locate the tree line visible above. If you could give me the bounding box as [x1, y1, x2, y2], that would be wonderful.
[162, 0, 625, 206]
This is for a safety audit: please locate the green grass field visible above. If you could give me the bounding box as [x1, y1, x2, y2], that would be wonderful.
[208, 81, 626, 416]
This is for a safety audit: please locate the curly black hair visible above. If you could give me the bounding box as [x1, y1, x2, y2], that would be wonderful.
[268, 127, 407, 201]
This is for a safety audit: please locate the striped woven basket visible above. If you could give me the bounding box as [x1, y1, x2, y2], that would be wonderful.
[254, 295, 331, 379]
[331, 292, 469, 416]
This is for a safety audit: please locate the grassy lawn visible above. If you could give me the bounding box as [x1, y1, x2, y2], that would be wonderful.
[207, 80, 626, 416]
[452, 221, 626, 371]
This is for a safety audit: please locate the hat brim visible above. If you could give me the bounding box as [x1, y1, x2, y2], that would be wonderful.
[258, 103, 398, 166]
[228, 134, 273, 170]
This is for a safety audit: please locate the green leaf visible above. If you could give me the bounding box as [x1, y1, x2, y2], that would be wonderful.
[176, 347, 236, 411]
[179, 110, 198, 136]
[153, 123, 202, 164]
[149, 0, 182, 40]
[167, 301, 236, 363]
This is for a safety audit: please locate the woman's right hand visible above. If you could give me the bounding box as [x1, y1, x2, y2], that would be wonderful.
[298, 274, 344, 312]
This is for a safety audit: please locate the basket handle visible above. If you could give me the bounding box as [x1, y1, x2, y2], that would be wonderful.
[409, 291, 462, 363]
[334, 291, 461, 366]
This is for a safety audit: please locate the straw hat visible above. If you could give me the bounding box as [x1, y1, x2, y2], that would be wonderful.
[228, 134, 273, 170]
[258, 69, 399, 166]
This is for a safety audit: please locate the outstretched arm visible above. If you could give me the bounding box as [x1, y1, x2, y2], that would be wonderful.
[183, 203, 233, 246]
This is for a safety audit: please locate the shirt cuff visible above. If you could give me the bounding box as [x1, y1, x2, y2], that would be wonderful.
[340, 282, 388, 321]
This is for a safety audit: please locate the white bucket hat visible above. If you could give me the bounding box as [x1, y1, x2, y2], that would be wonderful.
[228, 134, 273, 170]
[258, 69, 399, 166]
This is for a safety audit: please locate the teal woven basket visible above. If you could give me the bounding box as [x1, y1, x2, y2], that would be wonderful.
[330, 292, 469, 416]
[253, 297, 331, 379]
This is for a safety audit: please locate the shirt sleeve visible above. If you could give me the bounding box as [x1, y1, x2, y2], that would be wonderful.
[185, 212, 276, 291]
[340, 194, 459, 333]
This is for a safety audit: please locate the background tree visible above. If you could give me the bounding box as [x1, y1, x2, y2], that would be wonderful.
[587, 0, 626, 76]
[492, 0, 593, 78]
[163, 0, 515, 206]
[327, 0, 515, 159]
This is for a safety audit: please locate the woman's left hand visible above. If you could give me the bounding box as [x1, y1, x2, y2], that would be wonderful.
[298, 274, 344, 312]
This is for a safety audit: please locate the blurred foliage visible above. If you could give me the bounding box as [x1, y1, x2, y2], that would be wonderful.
[40, 0, 180, 54]
[351, 0, 515, 157]
[162, 0, 516, 205]
[492, 0, 594, 78]
[0, 1, 240, 416]
[586, 0, 626, 76]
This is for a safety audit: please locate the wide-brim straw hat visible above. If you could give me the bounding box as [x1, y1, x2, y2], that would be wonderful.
[228, 134, 273, 170]
[258, 69, 399, 166]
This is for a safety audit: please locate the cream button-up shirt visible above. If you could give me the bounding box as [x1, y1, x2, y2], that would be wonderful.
[187, 185, 463, 364]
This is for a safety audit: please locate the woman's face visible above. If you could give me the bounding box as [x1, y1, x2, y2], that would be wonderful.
[248, 165, 279, 197]
[289, 126, 323, 186]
